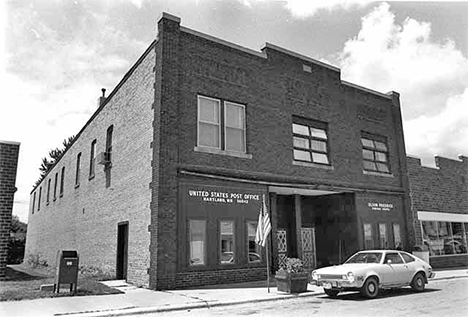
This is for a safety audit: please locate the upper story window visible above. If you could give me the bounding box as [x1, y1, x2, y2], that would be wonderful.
[32, 192, 36, 214]
[75, 153, 81, 187]
[361, 134, 390, 174]
[197, 96, 246, 153]
[106, 125, 113, 162]
[46, 179, 51, 204]
[292, 118, 329, 165]
[38, 187, 42, 211]
[89, 140, 97, 178]
[53, 172, 58, 200]
[60, 166, 65, 196]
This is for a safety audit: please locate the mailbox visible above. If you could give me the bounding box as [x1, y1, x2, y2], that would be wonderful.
[54, 250, 79, 293]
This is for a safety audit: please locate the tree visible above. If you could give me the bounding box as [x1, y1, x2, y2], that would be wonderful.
[8, 215, 27, 264]
[35, 135, 76, 187]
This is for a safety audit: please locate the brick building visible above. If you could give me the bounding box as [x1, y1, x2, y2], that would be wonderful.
[25, 13, 413, 290]
[407, 155, 468, 268]
[0, 140, 21, 280]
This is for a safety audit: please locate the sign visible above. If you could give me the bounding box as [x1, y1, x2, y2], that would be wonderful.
[188, 189, 260, 205]
[368, 202, 394, 211]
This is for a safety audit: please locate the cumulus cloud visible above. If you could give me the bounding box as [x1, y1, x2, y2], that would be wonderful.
[240, 0, 369, 17]
[336, 2, 468, 164]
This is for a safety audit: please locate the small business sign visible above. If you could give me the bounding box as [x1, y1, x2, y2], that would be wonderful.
[188, 189, 260, 205]
[368, 202, 394, 211]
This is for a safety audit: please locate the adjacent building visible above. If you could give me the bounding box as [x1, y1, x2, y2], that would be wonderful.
[407, 155, 468, 268]
[25, 13, 414, 290]
[0, 140, 21, 280]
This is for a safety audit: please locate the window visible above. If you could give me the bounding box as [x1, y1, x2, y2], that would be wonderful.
[220, 221, 235, 264]
[197, 96, 246, 153]
[32, 192, 36, 214]
[46, 179, 51, 204]
[363, 223, 373, 249]
[106, 125, 113, 162]
[379, 223, 388, 249]
[189, 220, 206, 266]
[361, 134, 390, 173]
[75, 153, 81, 187]
[60, 167, 65, 196]
[53, 172, 58, 200]
[247, 221, 261, 263]
[38, 187, 42, 211]
[89, 140, 97, 178]
[292, 118, 329, 165]
[400, 252, 415, 263]
[384, 252, 404, 264]
[422, 221, 468, 256]
[393, 223, 402, 249]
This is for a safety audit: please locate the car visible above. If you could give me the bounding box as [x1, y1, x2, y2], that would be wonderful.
[310, 250, 435, 299]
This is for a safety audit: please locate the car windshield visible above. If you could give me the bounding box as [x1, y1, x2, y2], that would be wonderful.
[345, 252, 383, 264]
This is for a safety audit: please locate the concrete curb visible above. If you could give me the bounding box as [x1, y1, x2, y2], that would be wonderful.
[62, 291, 323, 317]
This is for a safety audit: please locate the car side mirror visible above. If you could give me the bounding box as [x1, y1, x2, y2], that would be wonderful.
[387, 259, 392, 265]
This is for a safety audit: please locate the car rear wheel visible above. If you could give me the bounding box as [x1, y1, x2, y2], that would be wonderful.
[324, 289, 339, 297]
[360, 277, 379, 299]
[411, 273, 425, 292]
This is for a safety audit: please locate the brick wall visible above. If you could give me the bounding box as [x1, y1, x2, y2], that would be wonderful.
[407, 155, 468, 243]
[25, 44, 155, 287]
[152, 14, 411, 289]
[0, 141, 20, 280]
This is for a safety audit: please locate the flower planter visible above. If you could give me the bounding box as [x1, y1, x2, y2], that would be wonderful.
[275, 271, 309, 293]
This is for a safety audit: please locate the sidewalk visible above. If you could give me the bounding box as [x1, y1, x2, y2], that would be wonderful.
[1, 268, 467, 317]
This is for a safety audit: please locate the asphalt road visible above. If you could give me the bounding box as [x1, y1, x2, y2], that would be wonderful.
[145, 278, 468, 317]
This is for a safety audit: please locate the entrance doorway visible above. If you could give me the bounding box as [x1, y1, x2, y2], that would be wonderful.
[116, 222, 128, 280]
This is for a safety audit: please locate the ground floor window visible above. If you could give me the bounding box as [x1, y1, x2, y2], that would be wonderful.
[393, 223, 402, 250]
[189, 219, 206, 266]
[363, 223, 374, 249]
[379, 223, 388, 249]
[220, 221, 235, 264]
[247, 221, 261, 263]
[421, 221, 468, 256]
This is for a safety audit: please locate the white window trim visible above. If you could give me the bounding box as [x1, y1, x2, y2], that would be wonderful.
[224, 101, 246, 154]
[197, 95, 221, 150]
[417, 211, 468, 223]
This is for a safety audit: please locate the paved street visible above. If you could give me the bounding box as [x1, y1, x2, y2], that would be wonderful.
[145, 278, 468, 317]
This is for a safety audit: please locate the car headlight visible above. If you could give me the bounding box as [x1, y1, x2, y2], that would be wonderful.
[347, 272, 355, 282]
[311, 270, 318, 280]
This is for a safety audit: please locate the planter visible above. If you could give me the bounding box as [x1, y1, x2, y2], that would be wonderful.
[275, 271, 309, 293]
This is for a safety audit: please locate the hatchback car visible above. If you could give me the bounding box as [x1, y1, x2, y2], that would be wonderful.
[310, 250, 435, 299]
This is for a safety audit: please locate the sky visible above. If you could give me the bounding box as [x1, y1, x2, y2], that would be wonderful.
[1, 0, 467, 223]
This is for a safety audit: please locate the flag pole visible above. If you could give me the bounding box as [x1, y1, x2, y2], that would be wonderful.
[266, 235, 270, 293]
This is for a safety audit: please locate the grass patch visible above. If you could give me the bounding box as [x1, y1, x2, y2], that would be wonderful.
[0, 267, 123, 301]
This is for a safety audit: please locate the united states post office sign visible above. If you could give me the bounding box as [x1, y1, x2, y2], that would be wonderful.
[188, 189, 261, 205]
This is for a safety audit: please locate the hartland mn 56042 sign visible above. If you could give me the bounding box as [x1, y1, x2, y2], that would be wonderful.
[188, 189, 260, 204]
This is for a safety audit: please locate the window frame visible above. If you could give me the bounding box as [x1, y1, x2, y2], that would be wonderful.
[75, 153, 81, 188]
[106, 125, 113, 162]
[46, 179, 51, 204]
[219, 219, 236, 265]
[32, 192, 36, 214]
[188, 219, 207, 267]
[361, 133, 391, 174]
[60, 166, 65, 197]
[393, 223, 401, 249]
[292, 118, 330, 165]
[53, 172, 58, 201]
[246, 220, 262, 264]
[89, 139, 97, 179]
[363, 223, 374, 250]
[197, 95, 247, 154]
[38, 187, 42, 211]
[379, 223, 388, 249]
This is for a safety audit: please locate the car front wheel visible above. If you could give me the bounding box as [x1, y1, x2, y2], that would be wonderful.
[360, 277, 379, 299]
[411, 273, 425, 292]
[324, 289, 339, 297]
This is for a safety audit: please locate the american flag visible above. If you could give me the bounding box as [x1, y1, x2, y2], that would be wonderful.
[255, 194, 271, 247]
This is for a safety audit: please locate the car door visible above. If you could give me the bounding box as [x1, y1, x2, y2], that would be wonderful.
[399, 252, 420, 283]
[381, 252, 411, 285]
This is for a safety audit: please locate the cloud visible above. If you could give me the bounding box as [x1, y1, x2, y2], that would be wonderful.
[334, 2, 468, 164]
[240, 0, 369, 17]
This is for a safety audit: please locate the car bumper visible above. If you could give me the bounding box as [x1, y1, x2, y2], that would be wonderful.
[313, 279, 361, 289]
[428, 272, 436, 279]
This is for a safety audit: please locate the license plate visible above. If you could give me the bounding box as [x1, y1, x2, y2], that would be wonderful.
[323, 282, 332, 289]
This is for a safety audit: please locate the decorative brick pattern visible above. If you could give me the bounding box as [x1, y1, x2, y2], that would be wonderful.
[0, 141, 20, 280]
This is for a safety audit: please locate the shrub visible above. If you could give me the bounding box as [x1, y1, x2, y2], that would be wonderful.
[278, 257, 305, 274]
[27, 253, 48, 268]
